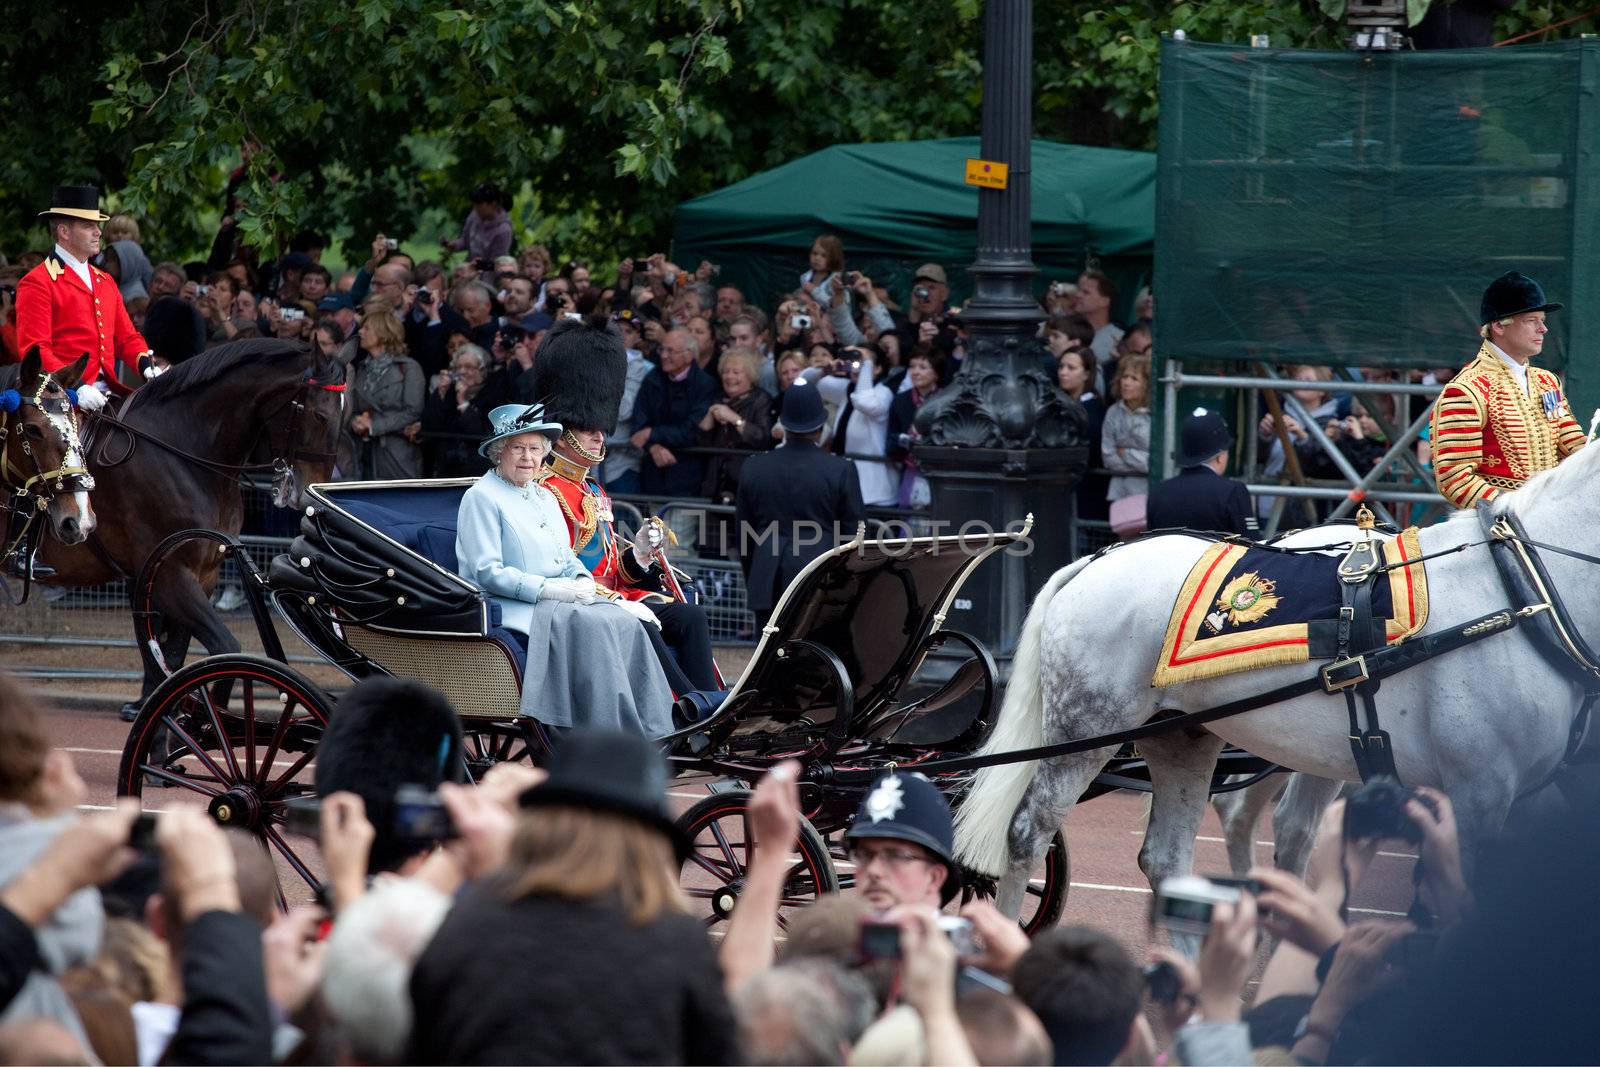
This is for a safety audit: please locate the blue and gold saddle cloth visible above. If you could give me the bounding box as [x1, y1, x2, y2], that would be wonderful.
[1152, 530, 1429, 688]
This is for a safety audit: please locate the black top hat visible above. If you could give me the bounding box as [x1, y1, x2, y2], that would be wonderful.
[518, 729, 691, 862]
[844, 772, 961, 904]
[1480, 271, 1562, 325]
[1175, 409, 1234, 468]
[39, 185, 110, 223]
[779, 380, 828, 435]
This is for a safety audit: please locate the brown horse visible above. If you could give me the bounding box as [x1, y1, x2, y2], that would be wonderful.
[0, 347, 96, 567]
[36, 337, 345, 713]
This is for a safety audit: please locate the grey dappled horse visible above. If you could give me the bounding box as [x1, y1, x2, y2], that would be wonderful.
[955, 448, 1600, 917]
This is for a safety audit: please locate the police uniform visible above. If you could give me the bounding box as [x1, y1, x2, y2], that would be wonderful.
[1146, 410, 1258, 537]
[531, 317, 720, 693]
[1431, 272, 1585, 509]
[15, 186, 153, 392]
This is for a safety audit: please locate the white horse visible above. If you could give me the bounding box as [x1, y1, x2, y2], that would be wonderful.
[956, 445, 1600, 916]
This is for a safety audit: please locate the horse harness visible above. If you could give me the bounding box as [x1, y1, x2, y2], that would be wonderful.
[830, 507, 1600, 786]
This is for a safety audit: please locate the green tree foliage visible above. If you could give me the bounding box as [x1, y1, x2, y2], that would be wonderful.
[0, 0, 1592, 263]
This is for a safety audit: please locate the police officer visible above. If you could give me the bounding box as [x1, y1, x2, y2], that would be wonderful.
[842, 771, 960, 912]
[734, 381, 866, 628]
[1147, 409, 1258, 537]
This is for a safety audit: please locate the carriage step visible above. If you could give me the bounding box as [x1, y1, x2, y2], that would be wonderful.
[705, 778, 748, 796]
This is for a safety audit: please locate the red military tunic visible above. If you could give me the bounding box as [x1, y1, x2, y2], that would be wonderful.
[537, 454, 666, 603]
[15, 252, 151, 388]
[1430, 342, 1586, 508]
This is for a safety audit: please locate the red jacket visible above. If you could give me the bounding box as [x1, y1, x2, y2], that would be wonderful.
[15, 253, 150, 388]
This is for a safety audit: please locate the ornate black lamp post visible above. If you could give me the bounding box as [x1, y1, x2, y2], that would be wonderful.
[912, 0, 1088, 661]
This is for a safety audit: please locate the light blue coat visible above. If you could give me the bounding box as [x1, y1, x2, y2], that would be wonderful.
[455, 472, 587, 634]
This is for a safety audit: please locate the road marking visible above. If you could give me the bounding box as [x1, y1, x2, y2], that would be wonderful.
[1137, 831, 1416, 860]
[64, 747, 124, 756]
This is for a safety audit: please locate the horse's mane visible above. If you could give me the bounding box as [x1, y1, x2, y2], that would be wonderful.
[125, 337, 319, 412]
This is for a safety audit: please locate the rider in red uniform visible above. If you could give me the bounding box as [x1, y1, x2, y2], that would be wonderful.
[532, 315, 720, 691]
[14, 186, 159, 410]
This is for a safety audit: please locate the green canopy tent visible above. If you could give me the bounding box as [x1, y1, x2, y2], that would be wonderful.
[670, 136, 1155, 321]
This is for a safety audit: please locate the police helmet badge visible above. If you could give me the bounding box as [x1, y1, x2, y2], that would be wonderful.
[865, 774, 906, 823]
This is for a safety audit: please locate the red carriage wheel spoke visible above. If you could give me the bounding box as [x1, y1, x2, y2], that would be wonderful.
[137, 763, 224, 799]
[159, 715, 234, 786]
[198, 685, 243, 783]
[244, 681, 258, 781]
[263, 824, 321, 890]
[707, 818, 745, 878]
[266, 750, 316, 797]
[254, 693, 300, 788]
[686, 851, 739, 881]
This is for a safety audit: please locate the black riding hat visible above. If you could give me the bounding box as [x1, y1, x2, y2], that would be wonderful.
[39, 184, 109, 222]
[844, 771, 961, 904]
[1480, 271, 1562, 325]
[1176, 409, 1233, 468]
[518, 728, 692, 862]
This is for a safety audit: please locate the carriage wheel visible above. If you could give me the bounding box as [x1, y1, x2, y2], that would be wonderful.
[117, 654, 332, 898]
[959, 830, 1070, 936]
[459, 720, 539, 779]
[677, 792, 839, 931]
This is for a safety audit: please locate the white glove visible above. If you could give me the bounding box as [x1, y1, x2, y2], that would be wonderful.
[613, 598, 662, 628]
[76, 386, 106, 412]
[631, 520, 665, 569]
[539, 576, 598, 605]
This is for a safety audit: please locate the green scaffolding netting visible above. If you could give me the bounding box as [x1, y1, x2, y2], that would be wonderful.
[1154, 36, 1600, 412]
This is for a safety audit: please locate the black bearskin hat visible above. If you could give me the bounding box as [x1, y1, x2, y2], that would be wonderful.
[141, 297, 206, 366]
[313, 677, 464, 874]
[530, 314, 629, 435]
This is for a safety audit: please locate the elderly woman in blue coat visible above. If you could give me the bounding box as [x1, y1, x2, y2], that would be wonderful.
[456, 403, 674, 737]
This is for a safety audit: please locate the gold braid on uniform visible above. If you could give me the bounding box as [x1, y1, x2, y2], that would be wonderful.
[537, 467, 601, 549]
[562, 430, 605, 464]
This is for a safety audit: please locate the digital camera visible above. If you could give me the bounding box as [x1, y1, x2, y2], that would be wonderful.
[1343, 775, 1429, 844]
[1151, 875, 1243, 937]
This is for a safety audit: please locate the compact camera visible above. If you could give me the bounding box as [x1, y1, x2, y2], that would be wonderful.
[196, 284, 210, 297]
[789, 314, 812, 331]
[1343, 776, 1431, 844]
[280, 784, 457, 844]
[1151, 875, 1245, 937]
[857, 914, 982, 961]
[384, 238, 399, 250]
[913, 286, 931, 301]
[281, 307, 306, 323]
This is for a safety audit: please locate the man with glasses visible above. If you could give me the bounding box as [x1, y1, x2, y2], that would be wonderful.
[1431, 271, 1584, 509]
[843, 771, 960, 911]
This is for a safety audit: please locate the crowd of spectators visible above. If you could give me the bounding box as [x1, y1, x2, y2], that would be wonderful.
[0, 214, 1159, 525]
[2, 663, 1595, 1066]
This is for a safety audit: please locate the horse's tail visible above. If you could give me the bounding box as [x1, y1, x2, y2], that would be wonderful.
[954, 554, 1093, 877]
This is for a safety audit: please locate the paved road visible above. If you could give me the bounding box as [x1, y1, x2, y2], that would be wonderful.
[45, 696, 1418, 959]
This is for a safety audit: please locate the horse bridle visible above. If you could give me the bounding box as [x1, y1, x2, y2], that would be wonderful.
[255, 368, 345, 497]
[0, 374, 95, 503]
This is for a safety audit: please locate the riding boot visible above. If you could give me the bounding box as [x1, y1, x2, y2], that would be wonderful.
[3, 551, 54, 581]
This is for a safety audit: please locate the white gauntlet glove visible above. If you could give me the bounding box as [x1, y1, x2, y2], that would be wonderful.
[614, 597, 662, 628]
[76, 385, 107, 412]
[539, 576, 598, 604]
[631, 519, 666, 569]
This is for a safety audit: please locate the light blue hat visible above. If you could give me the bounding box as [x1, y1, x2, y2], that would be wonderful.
[479, 403, 562, 458]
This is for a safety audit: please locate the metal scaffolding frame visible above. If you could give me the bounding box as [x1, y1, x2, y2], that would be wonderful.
[1160, 360, 1446, 534]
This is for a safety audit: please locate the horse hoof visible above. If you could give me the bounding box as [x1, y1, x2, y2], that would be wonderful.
[119, 702, 141, 723]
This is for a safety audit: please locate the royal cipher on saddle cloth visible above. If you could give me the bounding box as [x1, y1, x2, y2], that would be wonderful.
[1152, 530, 1430, 688]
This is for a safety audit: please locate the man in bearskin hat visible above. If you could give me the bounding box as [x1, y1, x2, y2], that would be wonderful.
[15, 185, 160, 412]
[530, 315, 721, 692]
[1431, 271, 1585, 509]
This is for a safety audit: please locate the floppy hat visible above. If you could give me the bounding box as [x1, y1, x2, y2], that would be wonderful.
[517, 728, 692, 862]
[39, 185, 110, 223]
[479, 402, 562, 458]
[779, 379, 828, 435]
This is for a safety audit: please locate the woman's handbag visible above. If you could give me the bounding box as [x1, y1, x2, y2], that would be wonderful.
[1109, 493, 1148, 537]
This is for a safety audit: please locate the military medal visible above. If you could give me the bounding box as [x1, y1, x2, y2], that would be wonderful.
[1204, 571, 1280, 633]
[1542, 388, 1562, 418]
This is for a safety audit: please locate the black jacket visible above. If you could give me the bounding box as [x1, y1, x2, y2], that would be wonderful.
[166, 911, 274, 1066]
[735, 439, 867, 615]
[0, 904, 38, 1015]
[1146, 465, 1258, 538]
[408, 891, 739, 1065]
[635, 365, 718, 497]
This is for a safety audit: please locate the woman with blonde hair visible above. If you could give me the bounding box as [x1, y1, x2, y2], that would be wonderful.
[407, 729, 739, 1064]
[345, 300, 425, 479]
[1103, 351, 1152, 507]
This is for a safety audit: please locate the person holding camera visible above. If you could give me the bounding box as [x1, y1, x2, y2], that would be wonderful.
[907, 263, 962, 361]
[1071, 269, 1125, 362]
[438, 181, 513, 264]
[419, 343, 494, 477]
[810, 342, 898, 506]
